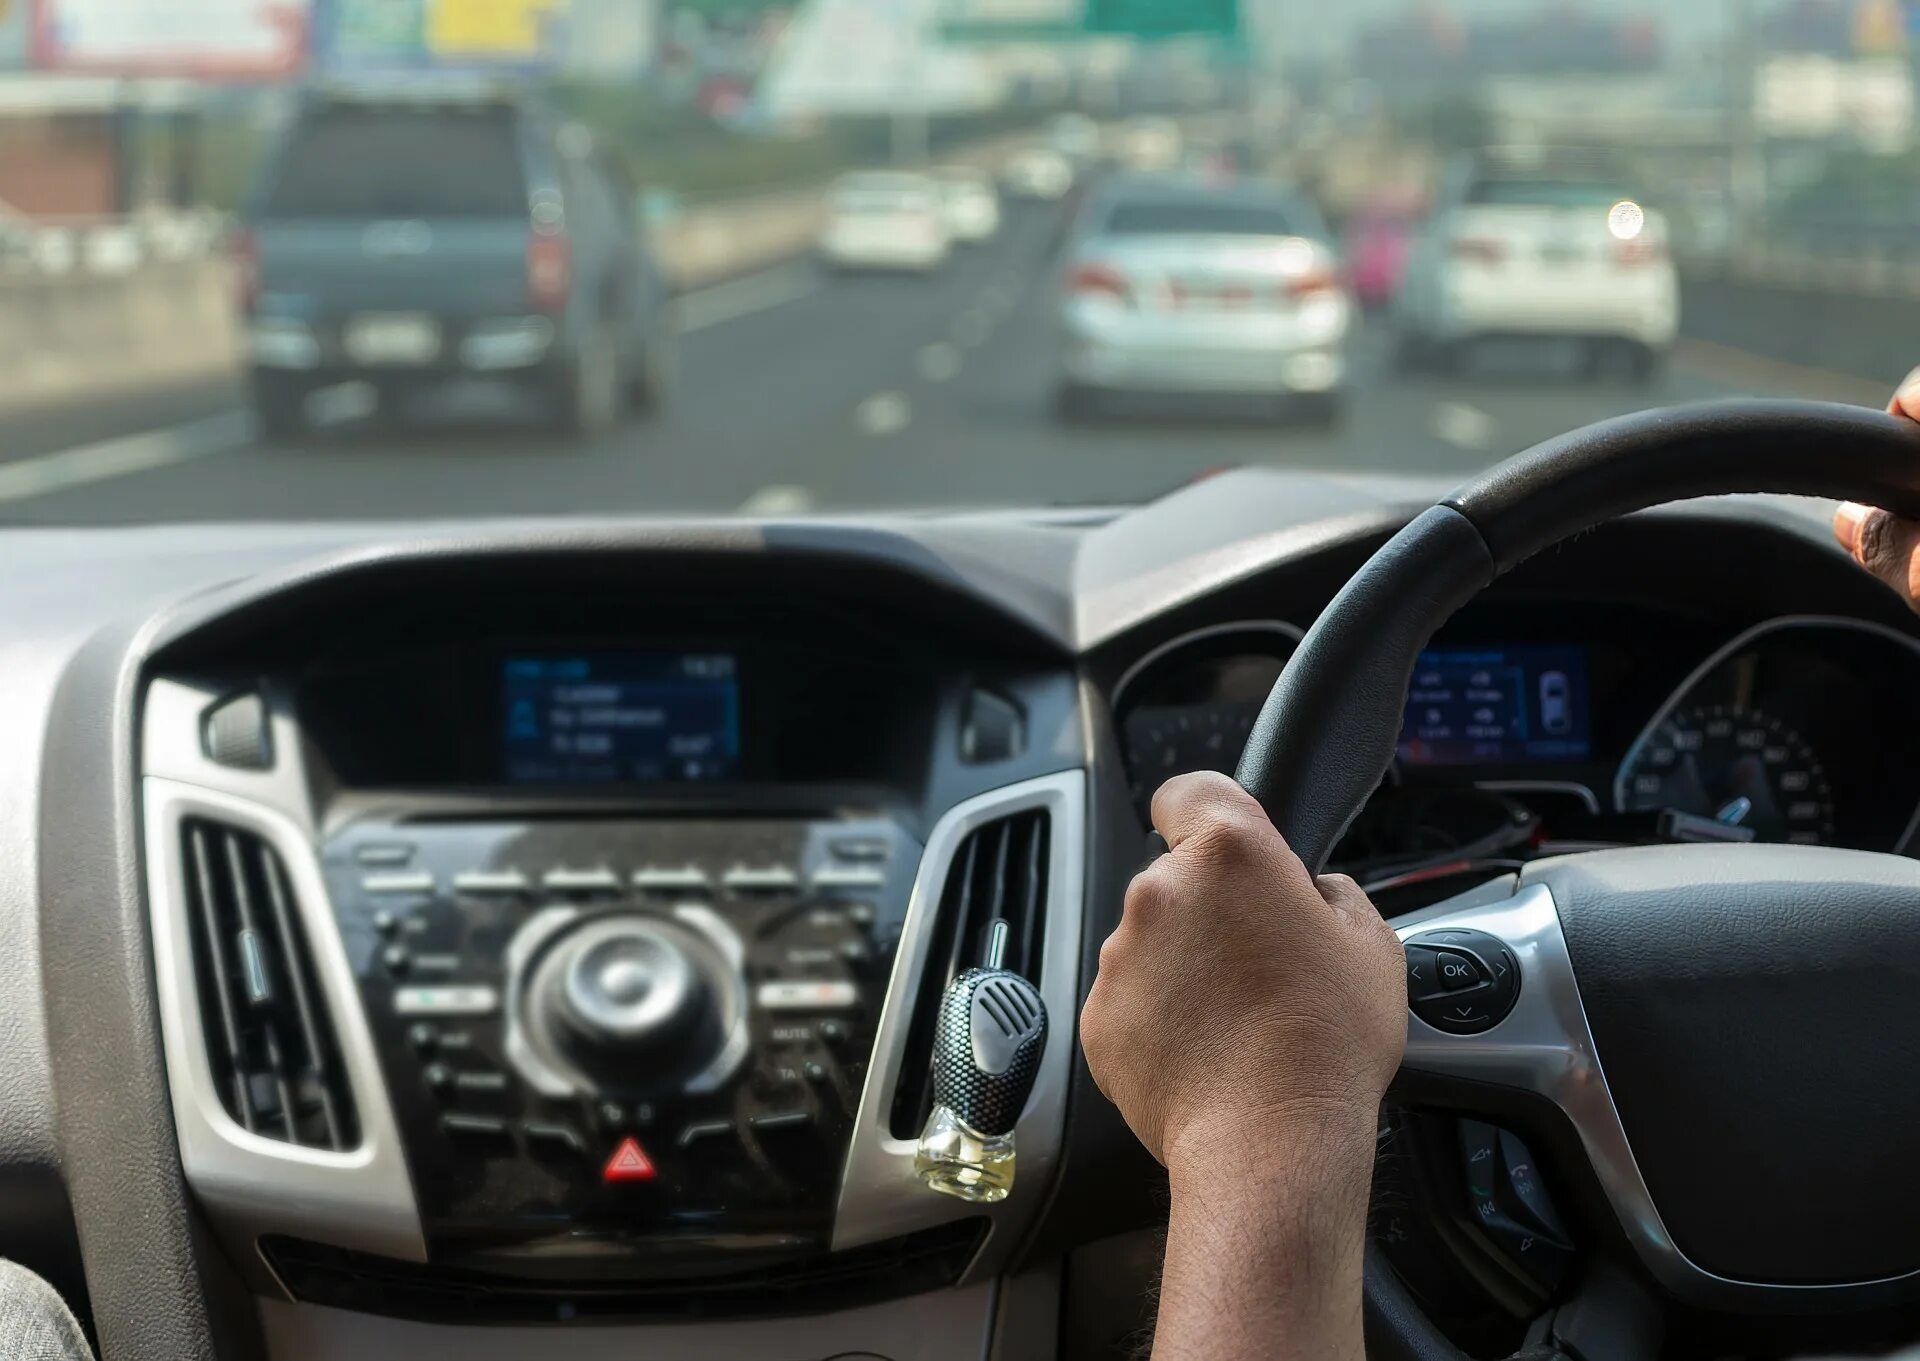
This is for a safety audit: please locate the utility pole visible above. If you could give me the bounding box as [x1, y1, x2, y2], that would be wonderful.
[1725, 0, 1765, 254]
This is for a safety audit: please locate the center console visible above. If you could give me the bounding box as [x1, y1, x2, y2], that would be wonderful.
[323, 812, 911, 1265]
[135, 564, 1087, 1337]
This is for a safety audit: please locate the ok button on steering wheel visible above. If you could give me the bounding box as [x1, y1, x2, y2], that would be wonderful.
[1402, 928, 1519, 1034]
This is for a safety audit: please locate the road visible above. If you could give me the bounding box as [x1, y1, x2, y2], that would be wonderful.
[0, 200, 1893, 525]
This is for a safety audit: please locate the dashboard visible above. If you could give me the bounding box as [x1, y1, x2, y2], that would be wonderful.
[3, 467, 1920, 1361]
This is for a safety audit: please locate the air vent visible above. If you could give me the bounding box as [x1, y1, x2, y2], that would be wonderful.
[180, 818, 358, 1150]
[889, 808, 1049, 1139]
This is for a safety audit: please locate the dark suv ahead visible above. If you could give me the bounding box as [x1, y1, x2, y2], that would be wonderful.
[238, 91, 674, 439]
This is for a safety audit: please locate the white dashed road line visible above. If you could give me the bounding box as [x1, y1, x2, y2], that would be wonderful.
[1430, 400, 1496, 451]
[677, 263, 821, 334]
[736, 484, 816, 515]
[853, 391, 913, 436]
[916, 342, 963, 383]
[0, 411, 250, 505]
[950, 309, 993, 348]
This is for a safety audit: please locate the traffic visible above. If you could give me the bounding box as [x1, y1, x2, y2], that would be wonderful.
[0, 2, 1904, 525]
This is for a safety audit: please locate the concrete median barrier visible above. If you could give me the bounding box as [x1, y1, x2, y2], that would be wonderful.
[0, 260, 240, 415]
[1681, 252, 1920, 392]
[0, 130, 1039, 418]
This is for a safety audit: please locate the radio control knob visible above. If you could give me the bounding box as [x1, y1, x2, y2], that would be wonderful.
[519, 913, 737, 1094]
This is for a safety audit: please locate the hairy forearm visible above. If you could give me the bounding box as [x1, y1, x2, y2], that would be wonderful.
[1152, 1110, 1376, 1361]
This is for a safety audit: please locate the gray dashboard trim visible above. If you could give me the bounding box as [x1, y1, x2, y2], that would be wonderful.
[834, 770, 1086, 1263]
[143, 776, 427, 1264]
[1608, 613, 1920, 848]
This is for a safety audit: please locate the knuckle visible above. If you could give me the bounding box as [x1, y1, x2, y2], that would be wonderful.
[1122, 866, 1175, 919]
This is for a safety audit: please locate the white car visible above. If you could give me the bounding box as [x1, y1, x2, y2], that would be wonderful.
[1002, 146, 1073, 202]
[1054, 177, 1352, 424]
[934, 166, 1001, 244]
[1396, 169, 1679, 381]
[818, 172, 951, 273]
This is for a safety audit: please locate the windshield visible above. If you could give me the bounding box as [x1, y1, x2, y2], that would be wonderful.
[260, 108, 531, 220]
[0, 1, 1899, 523]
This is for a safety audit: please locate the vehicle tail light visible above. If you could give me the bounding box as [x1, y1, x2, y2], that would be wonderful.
[1284, 265, 1341, 299]
[1450, 236, 1507, 265]
[1066, 262, 1130, 304]
[233, 227, 260, 314]
[526, 231, 572, 313]
[1612, 237, 1667, 266]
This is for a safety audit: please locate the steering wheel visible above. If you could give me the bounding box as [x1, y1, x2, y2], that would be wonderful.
[1234, 399, 1920, 1360]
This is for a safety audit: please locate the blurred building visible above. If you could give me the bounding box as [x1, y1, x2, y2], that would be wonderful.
[1354, 2, 1662, 93]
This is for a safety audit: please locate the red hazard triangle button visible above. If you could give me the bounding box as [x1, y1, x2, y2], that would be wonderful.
[601, 1136, 656, 1184]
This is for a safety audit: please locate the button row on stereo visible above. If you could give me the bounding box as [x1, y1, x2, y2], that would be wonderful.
[363, 863, 883, 898]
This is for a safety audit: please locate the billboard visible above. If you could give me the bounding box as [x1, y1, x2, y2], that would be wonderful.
[317, 0, 568, 70]
[30, 0, 310, 76]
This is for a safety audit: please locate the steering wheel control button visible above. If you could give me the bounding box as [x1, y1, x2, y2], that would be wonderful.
[1434, 951, 1481, 990]
[601, 1136, 657, 1183]
[1405, 929, 1520, 1033]
[1456, 1121, 1574, 1295]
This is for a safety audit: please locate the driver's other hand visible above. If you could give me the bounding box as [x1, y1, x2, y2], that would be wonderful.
[1080, 770, 1407, 1174]
[1835, 371, 1920, 604]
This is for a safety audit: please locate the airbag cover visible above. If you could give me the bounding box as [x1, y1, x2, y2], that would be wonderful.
[1525, 844, 1920, 1284]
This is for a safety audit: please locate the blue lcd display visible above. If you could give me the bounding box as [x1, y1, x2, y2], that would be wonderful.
[503, 653, 740, 783]
[1398, 645, 1590, 765]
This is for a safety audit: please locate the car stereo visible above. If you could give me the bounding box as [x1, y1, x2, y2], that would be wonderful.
[321, 812, 916, 1268]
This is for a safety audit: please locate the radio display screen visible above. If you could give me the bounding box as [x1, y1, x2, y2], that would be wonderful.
[1397, 644, 1590, 765]
[502, 653, 741, 783]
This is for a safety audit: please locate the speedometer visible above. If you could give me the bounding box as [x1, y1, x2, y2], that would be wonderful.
[1616, 704, 1835, 844]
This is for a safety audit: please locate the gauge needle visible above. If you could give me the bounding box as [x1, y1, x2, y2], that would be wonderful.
[1715, 796, 1753, 827]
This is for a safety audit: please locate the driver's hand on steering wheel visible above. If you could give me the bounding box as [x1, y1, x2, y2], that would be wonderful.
[1081, 770, 1405, 1360]
[1835, 372, 1920, 602]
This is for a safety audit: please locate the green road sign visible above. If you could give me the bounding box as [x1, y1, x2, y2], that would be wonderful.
[1083, 0, 1236, 38]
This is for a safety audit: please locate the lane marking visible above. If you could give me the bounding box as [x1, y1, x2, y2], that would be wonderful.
[950, 309, 993, 348]
[737, 484, 815, 515]
[677, 263, 820, 334]
[0, 410, 249, 505]
[1430, 400, 1495, 450]
[917, 342, 963, 383]
[1672, 337, 1889, 407]
[853, 390, 912, 436]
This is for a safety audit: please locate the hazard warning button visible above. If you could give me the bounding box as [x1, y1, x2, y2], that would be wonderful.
[602, 1136, 656, 1184]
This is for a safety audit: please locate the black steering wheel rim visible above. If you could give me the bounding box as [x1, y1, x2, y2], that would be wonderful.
[1233, 399, 1920, 1360]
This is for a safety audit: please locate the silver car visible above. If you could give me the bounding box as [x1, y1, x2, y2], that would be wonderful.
[1053, 177, 1352, 424]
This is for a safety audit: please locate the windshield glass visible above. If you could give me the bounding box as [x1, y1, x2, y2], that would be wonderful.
[0, 1, 1898, 523]
[261, 108, 530, 219]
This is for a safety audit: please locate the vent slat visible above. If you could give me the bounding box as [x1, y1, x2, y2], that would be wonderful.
[187, 825, 256, 1133]
[261, 850, 348, 1150]
[888, 807, 1051, 1139]
[180, 817, 359, 1152]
